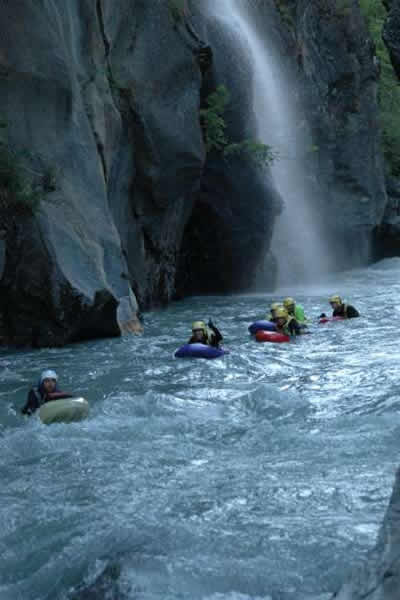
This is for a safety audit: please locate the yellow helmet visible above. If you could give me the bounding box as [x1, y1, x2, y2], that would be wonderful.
[192, 321, 207, 332]
[275, 307, 288, 319]
[270, 302, 281, 311]
[283, 297, 295, 308]
[329, 295, 342, 305]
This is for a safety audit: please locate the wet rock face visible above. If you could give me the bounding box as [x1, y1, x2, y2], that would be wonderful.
[0, 0, 391, 345]
[383, 0, 400, 79]
[175, 7, 282, 296]
[372, 177, 400, 260]
[0, 0, 204, 346]
[332, 468, 400, 600]
[0, 0, 279, 346]
[293, 0, 387, 251]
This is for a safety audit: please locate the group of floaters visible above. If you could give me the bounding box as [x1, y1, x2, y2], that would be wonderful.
[21, 296, 359, 425]
[175, 295, 360, 358]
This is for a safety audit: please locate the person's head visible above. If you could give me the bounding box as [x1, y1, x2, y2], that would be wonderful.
[275, 307, 288, 328]
[270, 302, 281, 318]
[283, 297, 296, 315]
[191, 321, 207, 342]
[40, 369, 58, 393]
[329, 295, 342, 311]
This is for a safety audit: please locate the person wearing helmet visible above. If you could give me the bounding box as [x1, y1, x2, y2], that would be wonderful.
[328, 295, 359, 319]
[21, 370, 73, 416]
[275, 307, 303, 336]
[267, 302, 282, 323]
[188, 320, 223, 348]
[283, 297, 307, 323]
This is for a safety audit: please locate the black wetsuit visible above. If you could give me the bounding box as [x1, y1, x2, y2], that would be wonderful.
[286, 318, 302, 336]
[333, 304, 359, 319]
[22, 386, 72, 415]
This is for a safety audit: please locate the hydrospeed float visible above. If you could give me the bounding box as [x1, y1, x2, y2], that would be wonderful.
[39, 398, 89, 425]
[255, 330, 290, 343]
[175, 344, 228, 359]
[248, 320, 277, 335]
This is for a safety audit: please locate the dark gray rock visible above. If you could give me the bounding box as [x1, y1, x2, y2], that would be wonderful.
[383, 0, 400, 79]
[70, 562, 128, 600]
[372, 177, 400, 259]
[332, 467, 400, 600]
[0, 0, 278, 345]
[176, 5, 282, 296]
[0, 0, 391, 345]
[292, 0, 387, 261]
[0, 0, 205, 345]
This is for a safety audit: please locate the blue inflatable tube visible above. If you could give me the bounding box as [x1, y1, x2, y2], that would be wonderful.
[248, 320, 277, 335]
[174, 343, 228, 359]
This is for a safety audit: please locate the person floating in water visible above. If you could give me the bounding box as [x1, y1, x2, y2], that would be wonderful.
[267, 302, 282, 323]
[188, 320, 223, 348]
[274, 307, 303, 336]
[322, 295, 360, 319]
[283, 297, 307, 323]
[21, 370, 73, 416]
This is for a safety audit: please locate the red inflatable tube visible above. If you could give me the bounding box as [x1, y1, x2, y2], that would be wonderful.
[255, 330, 290, 343]
[319, 316, 345, 324]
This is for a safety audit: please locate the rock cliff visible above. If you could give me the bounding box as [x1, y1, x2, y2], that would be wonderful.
[0, 0, 391, 346]
[333, 468, 400, 600]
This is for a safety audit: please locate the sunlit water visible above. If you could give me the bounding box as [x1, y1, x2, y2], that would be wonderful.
[1, 259, 400, 600]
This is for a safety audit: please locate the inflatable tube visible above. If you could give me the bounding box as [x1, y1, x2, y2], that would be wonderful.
[319, 316, 345, 324]
[255, 330, 290, 343]
[248, 320, 277, 335]
[174, 343, 227, 359]
[39, 397, 89, 425]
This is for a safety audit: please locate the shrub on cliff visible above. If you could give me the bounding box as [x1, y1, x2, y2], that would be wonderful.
[168, 0, 188, 24]
[360, 0, 400, 176]
[200, 85, 277, 168]
[0, 125, 41, 214]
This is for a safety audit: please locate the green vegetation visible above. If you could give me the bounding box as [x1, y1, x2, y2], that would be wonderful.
[359, 0, 400, 176]
[200, 85, 278, 169]
[0, 124, 41, 214]
[335, 0, 352, 18]
[224, 140, 278, 169]
[168, 0, 188, 24]
[274, 0, 295, 29]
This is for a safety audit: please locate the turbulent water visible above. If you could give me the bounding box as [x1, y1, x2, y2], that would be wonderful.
[1, 259, 400, 600]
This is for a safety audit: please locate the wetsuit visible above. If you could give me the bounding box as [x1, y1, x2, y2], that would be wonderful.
[333, 304, 359, 319]
[277, 318, 302, 337]
[286, 318, 302, 336]
[22, 385, 73, 415]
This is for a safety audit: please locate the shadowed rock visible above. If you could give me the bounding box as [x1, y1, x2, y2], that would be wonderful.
[383, 0, 400, 80]
[332, 467, 400, 599]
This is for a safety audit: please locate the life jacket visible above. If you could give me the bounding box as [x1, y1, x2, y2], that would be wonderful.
[290, 304, 306, 323]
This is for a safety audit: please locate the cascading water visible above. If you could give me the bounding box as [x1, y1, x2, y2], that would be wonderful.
[204, 0, 333, 286]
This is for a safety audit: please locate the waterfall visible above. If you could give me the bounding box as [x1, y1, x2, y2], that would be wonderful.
[204, 0, 333, 287]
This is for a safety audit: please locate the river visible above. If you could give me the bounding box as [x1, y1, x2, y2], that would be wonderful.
[1, 258, 400, 600]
